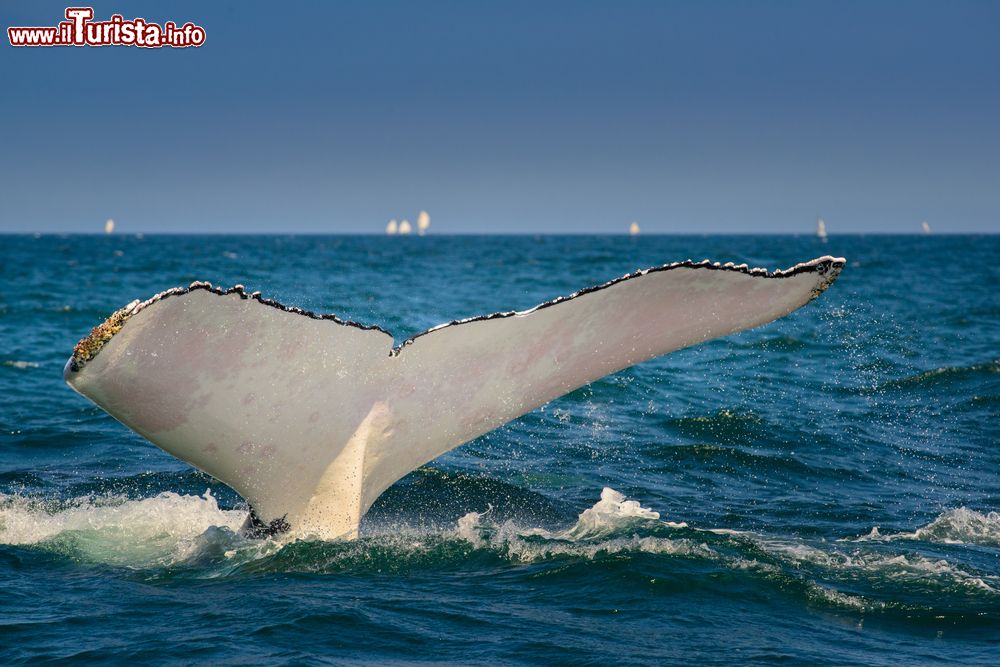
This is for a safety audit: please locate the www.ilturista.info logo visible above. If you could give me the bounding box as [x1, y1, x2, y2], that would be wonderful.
[8, 7, 205, 48]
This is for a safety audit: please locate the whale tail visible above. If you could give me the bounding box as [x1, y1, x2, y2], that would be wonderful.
[65, 256, 844, 540]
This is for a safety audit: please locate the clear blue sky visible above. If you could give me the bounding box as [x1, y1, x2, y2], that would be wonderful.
[1, 1, 997, 233]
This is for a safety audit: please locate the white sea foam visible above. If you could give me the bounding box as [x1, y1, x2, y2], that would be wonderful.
[461, 498, 1000, 579]
[849, 508, 1000, 547]
[3, 486, 996, 600]
[452, 487, 710, 563]
[0, 486, 694, 569]
[0, 490, 247, 567]
[455, 514, 713, 563]
[525, 487, 671, 539]
[803, 582, 885, 611]
[754, 538, 999, 594]
[448, 491, 997, 598]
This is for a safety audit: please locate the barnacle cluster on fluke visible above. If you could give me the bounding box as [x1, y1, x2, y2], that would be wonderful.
[70, 299, 141, 372]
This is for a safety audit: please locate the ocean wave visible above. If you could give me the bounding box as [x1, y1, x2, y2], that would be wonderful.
[0, 487, 703, 571]
[649, 442, 812, 473]
[652, 409, 783, 450]
[452, 487, 702, 562]
[875, 360, 999, 391]
[0, 490, 246, 567]
[227, 488, 713, 576]
[2, 487, 997, 610]
[849, 507, 1000, 547]
[752, 539, 999, 594]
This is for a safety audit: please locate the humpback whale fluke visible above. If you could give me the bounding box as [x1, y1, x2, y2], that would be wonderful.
[64, 256, 845, 540]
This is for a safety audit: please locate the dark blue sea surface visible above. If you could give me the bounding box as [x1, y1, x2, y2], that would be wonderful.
[1, 234, 998, 665]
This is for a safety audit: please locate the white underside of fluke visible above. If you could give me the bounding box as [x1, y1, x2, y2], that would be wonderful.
[65, 256, 844, 540]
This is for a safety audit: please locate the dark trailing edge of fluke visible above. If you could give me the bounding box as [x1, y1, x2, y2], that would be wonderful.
[69, 256, 846, 371]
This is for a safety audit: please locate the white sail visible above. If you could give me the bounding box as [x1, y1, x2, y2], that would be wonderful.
[816, 218, 827, 241]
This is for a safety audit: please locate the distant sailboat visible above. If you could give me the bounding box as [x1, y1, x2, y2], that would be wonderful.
[386, 219, 398, 235]
[629, 222, 640, 236]
[921, 221, 931, 234]
[417, 211, 431, 235]
[104, 218, 115, 235]
[816, 218, 828, 242]
[398, 220, 412, 235]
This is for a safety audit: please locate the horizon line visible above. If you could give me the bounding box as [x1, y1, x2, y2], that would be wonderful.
[1, 231, 995, 237]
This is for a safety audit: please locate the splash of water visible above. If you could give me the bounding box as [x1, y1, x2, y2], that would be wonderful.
[851, 507, 1000, 547]
[454, 487, 705, 562]
[2, 486, 996, 609]
[0, 490, 246, 567]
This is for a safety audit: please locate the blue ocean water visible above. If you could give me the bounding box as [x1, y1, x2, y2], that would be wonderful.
[0, 234, 997, 665]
